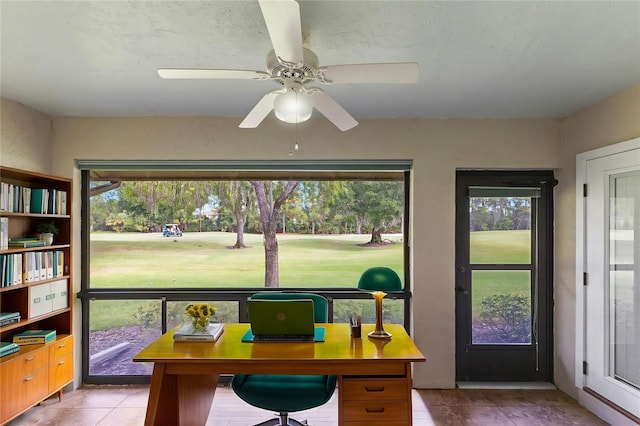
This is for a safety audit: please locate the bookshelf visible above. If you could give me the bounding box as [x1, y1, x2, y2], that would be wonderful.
[0, 166, 74, 424]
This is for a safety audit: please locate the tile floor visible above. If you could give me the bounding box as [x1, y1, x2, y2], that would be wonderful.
[6, 385, 608, 426]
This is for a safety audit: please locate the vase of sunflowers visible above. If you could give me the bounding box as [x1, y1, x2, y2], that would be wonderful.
[186, 303, 216, 332]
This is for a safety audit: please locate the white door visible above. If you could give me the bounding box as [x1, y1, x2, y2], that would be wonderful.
[581, 140, 640, 417]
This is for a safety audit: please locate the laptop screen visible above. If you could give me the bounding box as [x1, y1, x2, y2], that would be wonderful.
[247, 299, 315, 340]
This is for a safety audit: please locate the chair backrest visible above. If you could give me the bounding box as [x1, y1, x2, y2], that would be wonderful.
[250, 292, 328, 323]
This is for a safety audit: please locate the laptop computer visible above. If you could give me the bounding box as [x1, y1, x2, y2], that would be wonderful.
[245, 299, 319, 342]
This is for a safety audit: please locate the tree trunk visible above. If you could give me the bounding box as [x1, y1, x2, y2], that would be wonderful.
[282, 212, 286, 234]
[232, 212, 247, 249]
[370, 227, 382, 244]
[263, 231, 279, 288]
[251, 181, 299, 288]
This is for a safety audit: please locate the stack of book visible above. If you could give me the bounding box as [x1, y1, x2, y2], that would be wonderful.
[12, 329, 56, 345]
[0, 342, 19, 358]
[173, 323, 224, 342]
[8, 237, 46, 248]
[0, 312, 21, 327]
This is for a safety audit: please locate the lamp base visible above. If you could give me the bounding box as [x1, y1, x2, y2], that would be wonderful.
[368, 329, 392, 339]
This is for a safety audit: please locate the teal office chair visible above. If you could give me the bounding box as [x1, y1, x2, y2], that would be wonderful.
[231, 292, 337, 426]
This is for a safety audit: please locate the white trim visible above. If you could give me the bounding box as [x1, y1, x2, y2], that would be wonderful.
[575, 136, 640, 415]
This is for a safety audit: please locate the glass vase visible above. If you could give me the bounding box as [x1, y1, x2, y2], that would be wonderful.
[191, 317, 210, 332]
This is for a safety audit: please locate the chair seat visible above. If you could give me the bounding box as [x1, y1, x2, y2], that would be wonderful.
[232, 374, 338, 412]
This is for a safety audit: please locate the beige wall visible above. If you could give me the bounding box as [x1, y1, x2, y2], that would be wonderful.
[0, 98, 52, 173]
[48, 115, 561, 388]
[3, 86, 636, 393]
[555, 85, 640, 397]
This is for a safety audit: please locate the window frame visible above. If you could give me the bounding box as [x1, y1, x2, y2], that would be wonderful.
[78, 161, 412, 384]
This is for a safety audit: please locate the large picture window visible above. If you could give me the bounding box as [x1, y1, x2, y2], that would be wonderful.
[78, 160, 411, 383]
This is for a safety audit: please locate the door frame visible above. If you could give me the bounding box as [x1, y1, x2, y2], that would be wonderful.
[575, 137, 640, 419]
[455, 170, 556, 382]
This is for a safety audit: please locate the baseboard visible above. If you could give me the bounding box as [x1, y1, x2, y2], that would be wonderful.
[456, 381, 557, 390]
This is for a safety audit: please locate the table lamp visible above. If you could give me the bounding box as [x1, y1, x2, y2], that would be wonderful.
[358, 267, 402, 339]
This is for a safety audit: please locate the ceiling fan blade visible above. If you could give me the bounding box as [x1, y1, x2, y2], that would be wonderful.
[321, 62, 419, 84]
[311, 91, 358, 132]
[239, 92, 279, 128]
[158, 69, 269, 80]
[259, 0, 303, 64]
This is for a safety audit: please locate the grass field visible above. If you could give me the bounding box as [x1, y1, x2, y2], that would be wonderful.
[88, 230, 531, 330]
[90, 231, 403, 288]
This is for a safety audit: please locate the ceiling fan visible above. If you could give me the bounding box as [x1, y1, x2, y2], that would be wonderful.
[157, 0, 419, 131]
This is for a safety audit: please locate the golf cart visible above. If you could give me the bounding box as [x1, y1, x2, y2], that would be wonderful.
[162, 224, 182, 237]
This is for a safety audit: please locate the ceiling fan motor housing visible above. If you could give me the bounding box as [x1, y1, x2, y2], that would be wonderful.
[266, 48, 319, 86]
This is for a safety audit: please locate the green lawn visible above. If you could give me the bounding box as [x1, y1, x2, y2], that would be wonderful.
[88, 230, 531, 329]
[90, 231, 403, 288]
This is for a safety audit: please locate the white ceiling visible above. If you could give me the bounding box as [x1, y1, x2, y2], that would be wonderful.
[1, 1, 639, 121]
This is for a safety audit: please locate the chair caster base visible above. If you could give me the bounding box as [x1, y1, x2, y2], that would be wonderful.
[254, 416, 308, 426]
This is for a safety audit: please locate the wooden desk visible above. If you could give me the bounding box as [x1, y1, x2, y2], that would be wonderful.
[133, 323, 425, 426]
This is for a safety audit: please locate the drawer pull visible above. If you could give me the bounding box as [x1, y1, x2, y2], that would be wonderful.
[24, 375, 34, 382]
[58, 360, 65, 365]
[58, 343, 66, 348]
[365, 407, 385, 413]
[25, 356, 35, 361]
[365, 386, 385, 392]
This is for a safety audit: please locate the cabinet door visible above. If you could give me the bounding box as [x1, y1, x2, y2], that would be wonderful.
[0, 349, 49, 423]
[49, 352, 73, 393]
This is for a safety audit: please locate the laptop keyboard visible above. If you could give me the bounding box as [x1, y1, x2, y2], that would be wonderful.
[253, 334, 314, 341]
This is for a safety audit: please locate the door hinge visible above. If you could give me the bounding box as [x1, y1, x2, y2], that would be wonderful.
[583, 184, 588, 197]
[583, 272, 588, 286]
[583, 361, 588, 375]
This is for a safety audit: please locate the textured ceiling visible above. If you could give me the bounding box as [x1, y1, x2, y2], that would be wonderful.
[1, 1, 639, 121]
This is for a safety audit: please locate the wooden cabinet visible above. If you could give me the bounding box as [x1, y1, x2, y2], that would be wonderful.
[340, 376, 412, 426]
[0, 166, 73, 425]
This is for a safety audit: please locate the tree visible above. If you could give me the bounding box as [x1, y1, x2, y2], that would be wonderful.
[251, 180, 299, 287]
[350, 182, 403, 243]
[216, 181, 255, 249]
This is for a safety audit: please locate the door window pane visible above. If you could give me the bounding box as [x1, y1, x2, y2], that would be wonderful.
[471, 270, 532, 344]
[609, 172, 639, 389]
[469, 197, 531, 264]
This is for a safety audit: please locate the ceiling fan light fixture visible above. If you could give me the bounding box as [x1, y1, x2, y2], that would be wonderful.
[273, 90, 313, 124]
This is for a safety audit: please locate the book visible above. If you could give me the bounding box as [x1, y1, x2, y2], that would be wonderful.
[0, 342, 19, 357]
[0, 312, 20, 321]
[0, 217, 8, 250]
[30, 188, 45, 214]
[13, 329, 56, 345]
[8, 239, 46, 248]
[0, 316, 21, 327]
[173, 323, 224, 342]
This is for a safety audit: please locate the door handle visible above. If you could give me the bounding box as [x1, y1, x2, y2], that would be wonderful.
[455, 287, 469, 294]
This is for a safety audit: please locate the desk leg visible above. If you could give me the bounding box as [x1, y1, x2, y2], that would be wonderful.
[145, 363, 219, 426]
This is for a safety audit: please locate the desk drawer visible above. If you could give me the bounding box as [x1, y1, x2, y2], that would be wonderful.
[342, 378, 407, 401]
[343, 400, 409, 422]
[344, 422, 409, 426]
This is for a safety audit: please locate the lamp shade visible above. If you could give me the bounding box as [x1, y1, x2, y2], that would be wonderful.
[357, 267, 402, 292]
[273, 90, 313, 124]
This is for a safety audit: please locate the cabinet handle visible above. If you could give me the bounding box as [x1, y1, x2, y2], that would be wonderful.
[365, 386, 385, 392]
[26, 356, 35, 361]
[365, 407, 385, 413]
[58, 360, 65, 365]
[58, 343, 66, 348]
[24, 375, 34, 382]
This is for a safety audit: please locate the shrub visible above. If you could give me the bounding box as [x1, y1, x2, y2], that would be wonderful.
[479, 293, 531, 343]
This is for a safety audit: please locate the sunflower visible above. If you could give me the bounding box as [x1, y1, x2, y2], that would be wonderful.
[186, 303, 216, 330]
